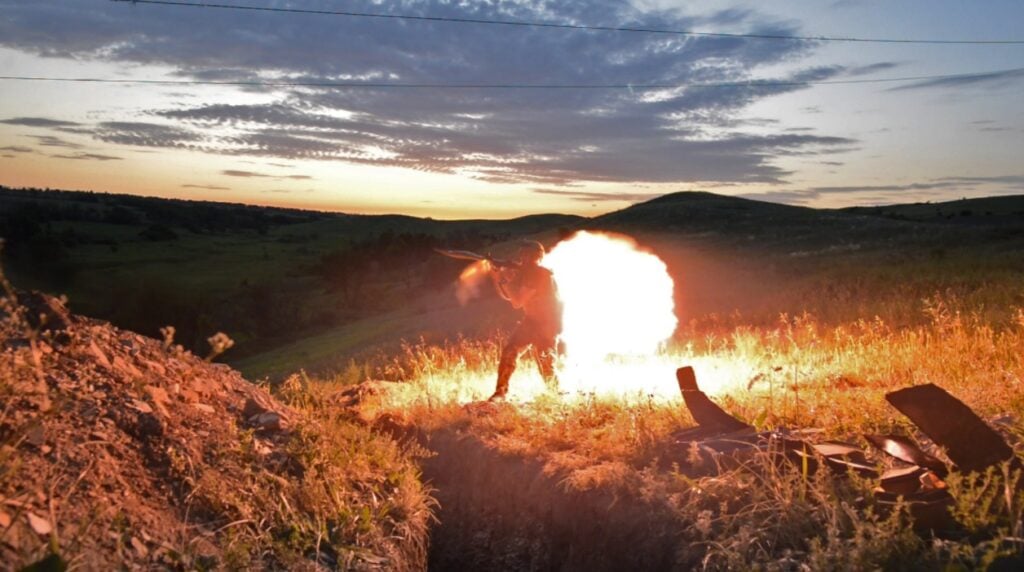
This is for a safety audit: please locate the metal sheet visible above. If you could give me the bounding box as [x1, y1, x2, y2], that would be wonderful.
[864, 434, 948, 477]
[885, 384, 1013, 473]
[676, 366, 752, 433]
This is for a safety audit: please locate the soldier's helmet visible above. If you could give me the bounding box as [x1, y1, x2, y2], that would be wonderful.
[518, 240, 546, 264]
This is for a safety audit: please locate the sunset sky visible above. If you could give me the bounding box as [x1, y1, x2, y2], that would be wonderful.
[1, 0, 1023, 219]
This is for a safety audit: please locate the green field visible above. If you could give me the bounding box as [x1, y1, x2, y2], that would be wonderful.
[4, 186, 1024, 381]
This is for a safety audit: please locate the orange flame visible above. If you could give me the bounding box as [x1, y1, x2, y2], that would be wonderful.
[455, 259, 491, 305]
[542, 231, 682, 397]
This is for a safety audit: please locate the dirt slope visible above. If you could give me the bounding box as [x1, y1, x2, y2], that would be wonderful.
[0, 291, 430, 570]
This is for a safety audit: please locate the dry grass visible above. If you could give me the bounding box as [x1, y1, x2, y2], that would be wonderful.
[323, 290, 1024, 569]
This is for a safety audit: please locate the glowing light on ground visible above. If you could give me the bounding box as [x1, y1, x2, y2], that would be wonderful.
[386, 351, 754, 408]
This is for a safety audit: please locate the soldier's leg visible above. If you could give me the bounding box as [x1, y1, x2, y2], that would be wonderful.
[531, 339, 558, 391]
[492, 326, 530, 399]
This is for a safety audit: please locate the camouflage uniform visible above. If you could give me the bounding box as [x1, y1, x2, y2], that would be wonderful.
[492, 261, 562, 400]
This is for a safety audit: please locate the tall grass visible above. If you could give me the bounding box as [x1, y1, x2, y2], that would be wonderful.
[326, 292, 1024, 568]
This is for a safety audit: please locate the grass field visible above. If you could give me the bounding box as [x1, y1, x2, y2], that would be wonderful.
[7, 187, 1024, 568]
[330, 291, 1024, 568]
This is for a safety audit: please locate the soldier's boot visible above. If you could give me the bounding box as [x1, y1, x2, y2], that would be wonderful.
[489, 354, 518, 402]
[533, 347, 559, 393]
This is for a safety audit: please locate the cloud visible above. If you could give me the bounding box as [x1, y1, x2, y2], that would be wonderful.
[219, 169, 312, 181]
[222, 170, 271, 178]
[0, 0, 859, 186]
[91, 121, 204, 148]
[0, 117, 80, 128]
[845, 62, 900, 77]
[51, 152, 122, 161]
[29, 135, 83, 149]
[0, 145, 34, 153]
[182, 184, 230, 190]
[890, 67, 1024, 91]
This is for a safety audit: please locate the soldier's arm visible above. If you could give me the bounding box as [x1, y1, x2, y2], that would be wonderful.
[492, 268, 535, 308]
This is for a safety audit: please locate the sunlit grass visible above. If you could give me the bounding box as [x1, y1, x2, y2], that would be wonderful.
[321, 293, 1024, 567]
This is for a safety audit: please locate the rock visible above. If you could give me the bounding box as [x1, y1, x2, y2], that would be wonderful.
[253, 411, 286, 432]
[243, 396, 273, 419]
[24, 425, 46, 448]
[129, 400, 154, 414]
[0, 510, 10, 528]
[89, 341, 112, 370]
[142, 360, 166, 376]
[192, 403, 215, 414]
[180, 388, 199, 403]
[26, 512, 52, 535]
[145, 386, 171, 417]
[112, 356, 143, 380]
[130, 536, 149, 558]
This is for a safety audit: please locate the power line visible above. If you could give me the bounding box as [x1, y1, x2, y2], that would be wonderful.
[108, 0, 1024, 45]
[2, 68, 1022, 89]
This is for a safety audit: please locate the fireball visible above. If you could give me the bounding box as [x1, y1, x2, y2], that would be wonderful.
[446, 230, 744, 402]
[542, 231, 683, 397]
[542, 231, 677, 361]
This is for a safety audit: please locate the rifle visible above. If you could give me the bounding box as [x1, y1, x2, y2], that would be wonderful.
[433, 249, 520, 269]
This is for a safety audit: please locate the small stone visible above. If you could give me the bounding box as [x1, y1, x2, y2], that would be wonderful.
[131, 536, 149, 558]
[89, 341, 112, 370]
[252, 411, 284, 431]
[27, 512, 52, 535]
[192, 403, 215, 414]
[145, 386, 171, 417]
[243, 397, 270, 419]
[0, 510, 11, 528]
[24, 425, 45, 448]
[144, 360, 167, 376]
[129, 400, 153, 414]
[113, 356, 143, 380]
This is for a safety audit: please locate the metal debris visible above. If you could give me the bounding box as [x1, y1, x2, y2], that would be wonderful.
[676, 366, 752, 433]
[885, 383, 1014, 473]
[864, 434, 948, 477]
[672, 368, 1024, 534]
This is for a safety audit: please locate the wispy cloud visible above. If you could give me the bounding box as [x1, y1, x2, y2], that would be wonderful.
[222, 170, 272, 178]
[182, 184, 230, 190]
[29, 135, 83, 149]
[51, 152, 122, 161]
[0, 145, 34, 153]
[890, 67, 1024, 91]
[0, 116, 81, 128]
[846, 62, 901, 76]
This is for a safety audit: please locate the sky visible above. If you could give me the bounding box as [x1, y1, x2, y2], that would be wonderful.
[1, 0, 1022, 219]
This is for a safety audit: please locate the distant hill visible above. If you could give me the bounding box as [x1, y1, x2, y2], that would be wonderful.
[843, 194, 1024, 223]
[590, 190, 923, 251]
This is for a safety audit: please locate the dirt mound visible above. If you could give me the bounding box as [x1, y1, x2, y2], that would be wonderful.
[1, 291, 430, 570]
